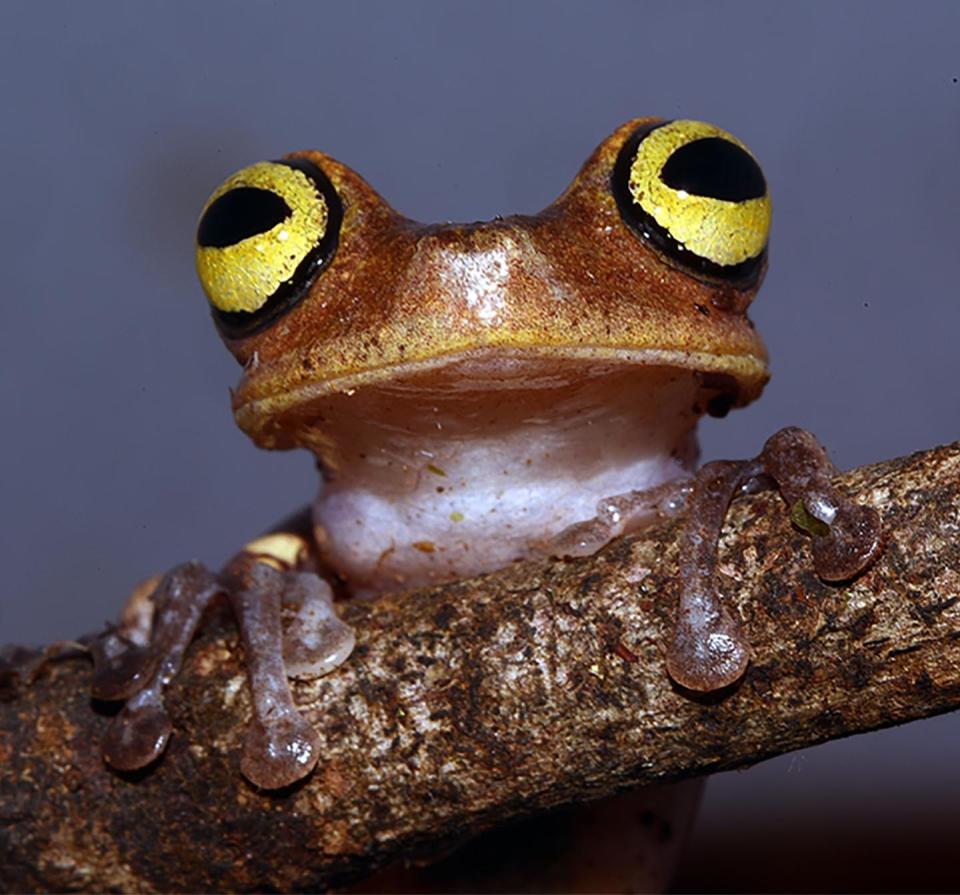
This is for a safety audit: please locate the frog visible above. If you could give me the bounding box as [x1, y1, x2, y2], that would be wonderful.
[90, 116, 882, 792]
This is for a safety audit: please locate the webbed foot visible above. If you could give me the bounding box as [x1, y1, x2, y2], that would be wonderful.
[666, 427, 882, 692]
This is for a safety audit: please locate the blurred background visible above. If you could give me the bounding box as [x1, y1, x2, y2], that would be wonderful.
[1, 1, 958, 890]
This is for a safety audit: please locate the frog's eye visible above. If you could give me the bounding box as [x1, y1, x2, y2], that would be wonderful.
[612, 119, 771, 284]
[195, 159, 342, 337]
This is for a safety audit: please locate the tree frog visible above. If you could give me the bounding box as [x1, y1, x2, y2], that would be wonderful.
[91, 117, 882, 790]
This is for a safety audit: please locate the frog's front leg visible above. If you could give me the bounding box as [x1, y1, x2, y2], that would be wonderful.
[90, 511, 355, 789]
[667, 426, 883, 691]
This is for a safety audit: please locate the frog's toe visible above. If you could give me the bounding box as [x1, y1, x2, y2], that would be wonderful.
[102, 687, 173, 771]
[282, 572, 355, 680]
[761, 427, 884, 581]
[666, 459, 757, 692]
[240, 712, 322, 790]
[91, 639, 156, 701]
[812, 503, 883, 581]
[666, 601, 750, 691]
[225, 561, 350, 787]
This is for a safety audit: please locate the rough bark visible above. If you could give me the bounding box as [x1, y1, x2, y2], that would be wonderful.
[1, 443, 959, 893]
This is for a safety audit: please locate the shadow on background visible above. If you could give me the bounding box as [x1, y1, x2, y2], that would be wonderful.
[674, 816, 959, 893]
[347, 799, 959, 893]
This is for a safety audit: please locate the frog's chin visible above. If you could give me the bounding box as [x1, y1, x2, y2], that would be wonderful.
[231, 345, 768, 451]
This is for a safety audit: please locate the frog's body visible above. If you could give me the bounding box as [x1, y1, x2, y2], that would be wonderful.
[93, 118, 881, 825]
[219, 122, 769, 598]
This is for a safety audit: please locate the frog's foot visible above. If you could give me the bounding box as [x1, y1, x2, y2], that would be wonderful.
[666, 426, 883, 692]
[91, 556, 354, 789]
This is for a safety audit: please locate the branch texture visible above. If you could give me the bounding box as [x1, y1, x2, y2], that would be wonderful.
[2, 444, 959, 893]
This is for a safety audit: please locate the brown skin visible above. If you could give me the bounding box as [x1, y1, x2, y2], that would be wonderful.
[225, 117, 768, 451]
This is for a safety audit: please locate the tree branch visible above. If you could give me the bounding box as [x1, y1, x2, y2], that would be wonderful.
[2, 444, 959, 893]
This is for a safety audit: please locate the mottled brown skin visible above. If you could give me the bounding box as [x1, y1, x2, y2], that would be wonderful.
[226, 118, 768, 450]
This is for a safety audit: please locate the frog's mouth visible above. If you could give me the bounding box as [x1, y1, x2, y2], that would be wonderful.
[231, 345, 769, 452]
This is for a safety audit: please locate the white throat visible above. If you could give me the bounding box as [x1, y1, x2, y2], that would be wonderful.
[309, 360, 701, 597]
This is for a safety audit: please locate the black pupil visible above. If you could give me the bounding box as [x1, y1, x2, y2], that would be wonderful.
[660, 137, 765, 202]
[197, 187, 291, 248]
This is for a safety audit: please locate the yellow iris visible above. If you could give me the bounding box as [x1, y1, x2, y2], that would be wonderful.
[196, 161, 329, 314]
[627, 120, 770, 267]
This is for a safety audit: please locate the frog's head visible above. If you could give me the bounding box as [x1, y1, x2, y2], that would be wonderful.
[194, 117, 771, 450]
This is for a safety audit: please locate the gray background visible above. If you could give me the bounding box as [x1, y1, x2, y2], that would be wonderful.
[2, 1, 958, 889]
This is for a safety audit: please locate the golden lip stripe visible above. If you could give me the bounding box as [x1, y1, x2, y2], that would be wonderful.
[196, 162, 329, 314]
[628, 120, 770, 267]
